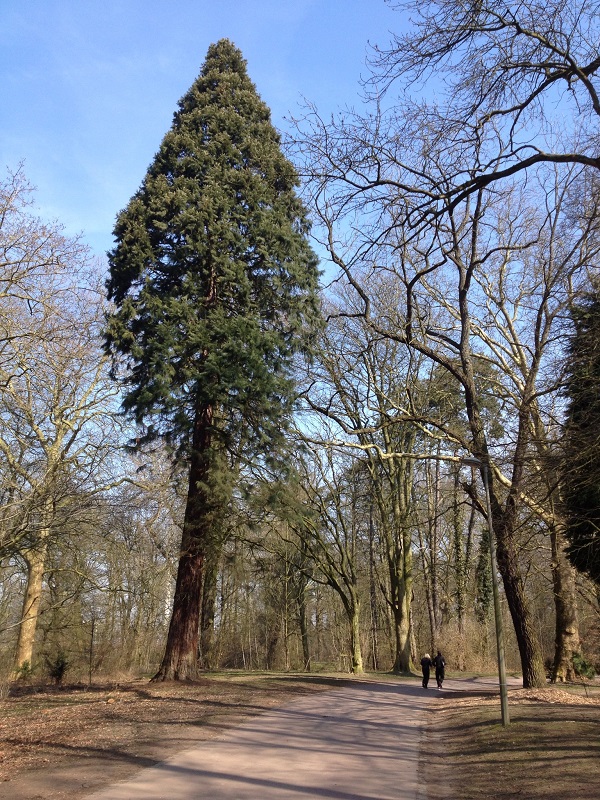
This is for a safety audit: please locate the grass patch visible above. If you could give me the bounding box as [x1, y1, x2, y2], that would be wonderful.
[424, 686, 600, 799]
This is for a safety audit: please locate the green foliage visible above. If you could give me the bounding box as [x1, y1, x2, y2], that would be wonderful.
[426, 359, 506, 442]
[474, 532, 492, 624]
[572, 652, 595, 680]
[562, 282, 600, 584]
[45, 651, 69, 685]
[104, 39, 321, 462]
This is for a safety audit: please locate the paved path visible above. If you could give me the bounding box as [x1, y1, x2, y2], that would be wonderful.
[85, 679, 437, 800]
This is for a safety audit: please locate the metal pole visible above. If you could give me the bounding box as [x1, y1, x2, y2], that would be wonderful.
[481, 464, 510, 726]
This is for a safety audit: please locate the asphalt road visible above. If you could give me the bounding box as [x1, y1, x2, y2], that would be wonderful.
[85, 678, 438, 800]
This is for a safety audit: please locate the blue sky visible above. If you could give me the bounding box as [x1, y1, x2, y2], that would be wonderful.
[1, 0, 404, 260]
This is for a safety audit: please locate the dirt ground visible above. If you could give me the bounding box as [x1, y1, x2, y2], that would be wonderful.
[0, 674, 599, 800]
[0, 673, 345, 800]
[422, 684, 600, 800]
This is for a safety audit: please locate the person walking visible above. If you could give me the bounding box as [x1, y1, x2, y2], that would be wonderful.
[433, 650, 446, 689]
[420, 653, 433, 688]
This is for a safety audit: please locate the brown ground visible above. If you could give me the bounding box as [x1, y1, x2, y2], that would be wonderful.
[0, 673, 345, 800]
[1, 674, 599, 799]
[422, 684, 600, 800]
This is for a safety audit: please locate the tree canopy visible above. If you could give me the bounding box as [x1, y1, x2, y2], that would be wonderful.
[562, 282, 600, 584]
[105, 38, 321, 462]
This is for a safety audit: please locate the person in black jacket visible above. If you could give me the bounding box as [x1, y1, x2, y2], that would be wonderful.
[420, 653, 433, 688]
[433, 650, 446, 688]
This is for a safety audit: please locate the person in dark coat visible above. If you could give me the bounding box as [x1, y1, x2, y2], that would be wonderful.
[420, 653, 433, 688]
[433, 650, 446, 688]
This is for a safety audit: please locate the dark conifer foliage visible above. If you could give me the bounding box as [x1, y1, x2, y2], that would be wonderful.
[106, 39, 320, 457]
[562, 282, 600, 584]
[104, 39, 320, 679]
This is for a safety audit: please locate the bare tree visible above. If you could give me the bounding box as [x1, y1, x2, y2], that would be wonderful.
[281, 446, 366, 674]
[303, 292, 429, 672]
[302, 133, 595, 682]
[369, 1, 600, 223]
[0, 168, 123, 675]
[290, 1, 600, 682]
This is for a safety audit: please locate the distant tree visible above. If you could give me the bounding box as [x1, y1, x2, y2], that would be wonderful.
[562, 281, 600, 584]
[105, 39, 321, 680]
[281, 451, 366, 675]
[305, 293, 422, 674]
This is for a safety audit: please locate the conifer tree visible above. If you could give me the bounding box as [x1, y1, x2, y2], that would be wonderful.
[105, 39, 320, 679]
[562, 282, 600, 585]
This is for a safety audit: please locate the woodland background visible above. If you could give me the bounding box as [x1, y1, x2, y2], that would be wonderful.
[1, 0, 599, 688]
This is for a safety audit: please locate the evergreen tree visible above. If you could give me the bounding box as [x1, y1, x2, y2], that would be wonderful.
[562, 281, 600, 585]
[105, 39, 320, 679]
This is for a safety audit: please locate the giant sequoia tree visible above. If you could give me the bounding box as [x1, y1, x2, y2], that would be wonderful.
[105, 40, 320, 680]
[562, 282, 600, 585]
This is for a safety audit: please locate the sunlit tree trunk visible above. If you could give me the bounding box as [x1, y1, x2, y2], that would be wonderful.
[368, 507, 380, 670]
[367, 444, 415, 674]
[391, 568, 412, 673]
[13, 534, 49, 676]
[347, 596, 364, 675]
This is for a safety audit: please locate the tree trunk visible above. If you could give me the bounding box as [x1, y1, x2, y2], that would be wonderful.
[390, 524, 413, 673]
[297, 585, 311, 672]
[455, 216, 545, 689]
[452, 471, 467, 638]
[152, 526, 204, 680]
[368, 508, 380, 671]
[153, 404, 213, 681]
[349, 600, 363, 674]
[264, 628, 279, 670]
[490, 439, 546, 688]
[199, 549, 219, 670]
[294, 538, 311, 672]
[421, 458, 442, 651]
[391, 586, 412, 673]
[494, 513, 546, 688]
[551, 524, 580, 682]
[13, 540, 48, 676]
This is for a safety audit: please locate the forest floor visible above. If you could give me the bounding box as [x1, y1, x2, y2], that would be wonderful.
[422, 682, 600, 800]
[0, 672, 598, 799]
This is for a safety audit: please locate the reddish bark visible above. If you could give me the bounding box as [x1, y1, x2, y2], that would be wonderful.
[153, 404, 213, 681]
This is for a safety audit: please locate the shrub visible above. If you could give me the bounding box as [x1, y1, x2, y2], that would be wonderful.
[572, 652, 595, 679]
[45, 652, 69, 685]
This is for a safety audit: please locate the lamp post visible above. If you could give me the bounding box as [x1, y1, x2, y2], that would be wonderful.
[461, 456, 510, 726]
